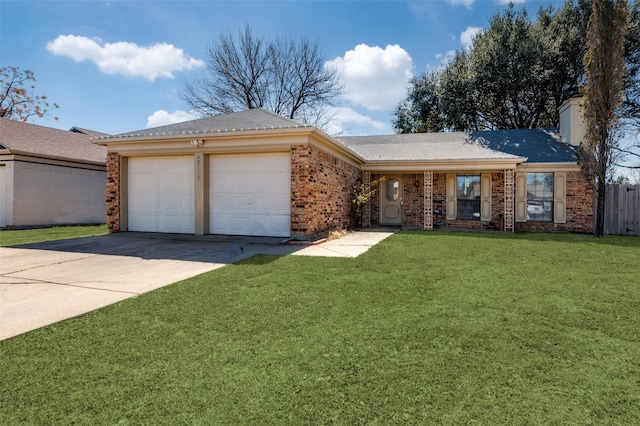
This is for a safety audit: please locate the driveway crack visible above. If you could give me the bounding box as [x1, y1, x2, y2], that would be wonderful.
[1, 275, 141, 295]
[3, 253, 102, 276]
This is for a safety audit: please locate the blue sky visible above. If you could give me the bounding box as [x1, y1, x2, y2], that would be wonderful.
[1, 0, 568, 136]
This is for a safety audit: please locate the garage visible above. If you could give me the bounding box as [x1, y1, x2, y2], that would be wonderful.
[128, 156, 194, 233]
[210, 153, 290, 237]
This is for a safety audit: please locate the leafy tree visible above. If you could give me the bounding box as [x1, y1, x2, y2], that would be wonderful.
[439, 51, 480, 131]
[394, 0, 639, 134]
[579, 0, 628, 237]
[181, 25, 342, 126]
[622, 0, 640, 126]
[0, 67, 59, 122]
[393, 72, 445, 133]
[470, 6, 553, 129]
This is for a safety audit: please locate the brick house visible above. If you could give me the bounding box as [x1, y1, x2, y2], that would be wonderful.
[0, 119, 107, 229]
[95, 98, 593, 238]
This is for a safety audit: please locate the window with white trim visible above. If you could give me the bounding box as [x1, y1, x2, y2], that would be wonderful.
[526, 172, 553, 222]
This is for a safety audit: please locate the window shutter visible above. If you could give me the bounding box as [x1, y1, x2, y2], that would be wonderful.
[554, 172, 567, 223]
[446, 174, 457, 220]
[481, 173, 492, 221]
[515, 172, 527, 222]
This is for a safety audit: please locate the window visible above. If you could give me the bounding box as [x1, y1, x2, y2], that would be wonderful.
[456, 175, 481, 220]
[527, 172, 553, 221]
[386, 178, 400, 201]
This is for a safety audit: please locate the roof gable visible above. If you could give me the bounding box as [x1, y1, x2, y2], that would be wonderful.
[104, 108, 308, 139]
[0, 118, 106, 165]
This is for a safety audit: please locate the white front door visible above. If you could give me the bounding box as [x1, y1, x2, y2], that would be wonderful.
[127, 156, 195, 233]
[380, 176, 402, 226]
[209, 153, 291, 237]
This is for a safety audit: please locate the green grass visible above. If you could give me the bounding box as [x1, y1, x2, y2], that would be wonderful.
[1, 231, 639, 424]
[0, 224, 107, 246]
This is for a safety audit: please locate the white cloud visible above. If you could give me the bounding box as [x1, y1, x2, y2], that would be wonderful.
[146, 110, 199, 128]
[498, 0, 525, 3]
[436, 50, 456, 66]
[323, 106, 387, 135]
[460, 26, 483, 51]
[447, 0, 475, 8]
[46, 35, 204, 81]
[326, 44, 413, 111]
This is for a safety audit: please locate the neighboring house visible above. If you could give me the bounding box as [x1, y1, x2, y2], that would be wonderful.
[0, 119, 107, 229]
[95, 98, 593, 238]
[69, 126, 112, 139]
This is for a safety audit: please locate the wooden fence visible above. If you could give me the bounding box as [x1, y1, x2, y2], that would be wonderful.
[604, 184, 640, 236]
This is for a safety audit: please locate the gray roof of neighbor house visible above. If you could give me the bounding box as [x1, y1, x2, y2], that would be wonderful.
[338, 128, 577, 164]
[69, 126, 112, 139]
[0, 118, 107, 165]
[99, 108, 310, 140]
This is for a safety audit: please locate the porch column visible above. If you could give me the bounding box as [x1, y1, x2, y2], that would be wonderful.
[363, 171, 371, 227]
[423, 170, 433, 230]
[504, 169, 514, 232]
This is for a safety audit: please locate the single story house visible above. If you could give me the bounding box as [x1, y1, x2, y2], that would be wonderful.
[94, 98, 593, 238]
[0, 119, 107, 229]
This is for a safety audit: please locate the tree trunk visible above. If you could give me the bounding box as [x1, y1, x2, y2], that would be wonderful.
[595, 177, 606, 237]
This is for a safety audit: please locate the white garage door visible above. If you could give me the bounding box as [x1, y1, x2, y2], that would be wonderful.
[210, 153, 290, 237]
[128, 156, 194, 233]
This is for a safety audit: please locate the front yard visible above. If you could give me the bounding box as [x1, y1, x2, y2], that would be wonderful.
[1, 231, 639, 424]
[0, 224, 107, 247]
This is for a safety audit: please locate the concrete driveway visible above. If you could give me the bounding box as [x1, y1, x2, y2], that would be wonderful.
[1, 229, 395, 340]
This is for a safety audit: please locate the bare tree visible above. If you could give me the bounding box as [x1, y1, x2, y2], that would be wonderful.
[181, 25, 342, 125]
[579, 0, 628, 237]
[0, 67, 59, 122]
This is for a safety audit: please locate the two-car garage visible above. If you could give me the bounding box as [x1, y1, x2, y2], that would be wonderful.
[126, 153, 291, 237]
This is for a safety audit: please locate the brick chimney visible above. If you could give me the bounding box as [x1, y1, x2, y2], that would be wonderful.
[558, 96, 585, 147]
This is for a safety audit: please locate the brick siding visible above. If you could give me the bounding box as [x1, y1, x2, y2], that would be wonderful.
[106, 152, 120, 232]
[368, 171, 592, 233]
[291, 145, 362, 238]
[515, 171, 593, 233]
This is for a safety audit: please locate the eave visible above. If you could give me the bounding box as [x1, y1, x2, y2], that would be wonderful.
[361, 157, 526, 172]
[93, 126, 363, 168]
[516, 162, 582, 172]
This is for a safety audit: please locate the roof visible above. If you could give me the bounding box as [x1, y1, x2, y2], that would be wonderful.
[339, 128, 577, 164]
[338, 132, 524, 163]
[98, 108, 310, 140]
[69, 126, 111, 139]
[469, 128, 578, 163]
[0, 118, 107, 165]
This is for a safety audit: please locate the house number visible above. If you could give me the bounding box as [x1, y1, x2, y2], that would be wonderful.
[196, 155, 201, 180]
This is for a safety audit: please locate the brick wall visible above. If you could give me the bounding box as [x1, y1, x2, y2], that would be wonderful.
[106, 152, 120, 232]
[402, 174, 425, 227]
[439, 173, 506, 230]
[515, 171, 593, 233]
[367, 171, 592, 233]
[290, 145, 361, 238]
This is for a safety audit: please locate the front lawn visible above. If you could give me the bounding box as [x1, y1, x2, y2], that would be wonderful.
[1, 231, 639, 424]
[0, 224, 107, 247]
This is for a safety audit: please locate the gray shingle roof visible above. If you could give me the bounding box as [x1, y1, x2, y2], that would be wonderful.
[339, 128, 577, 164]
[469, 128, 578, 163]
[338, 132, 524, 162]
[100, 108, 309, 139]
[0, 118, 106, 165]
